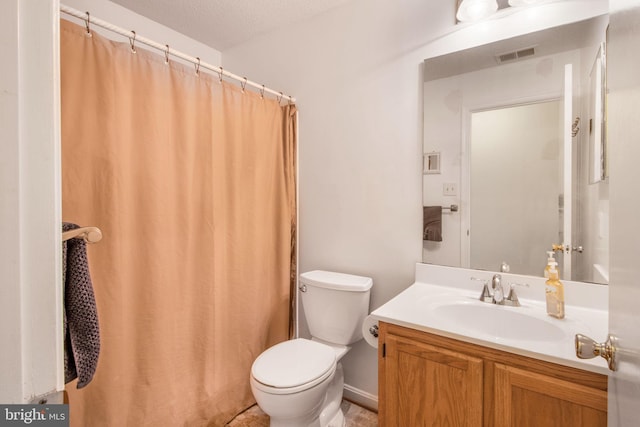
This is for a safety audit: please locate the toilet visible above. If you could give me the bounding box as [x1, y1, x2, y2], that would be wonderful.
[250, 270, 373, 427]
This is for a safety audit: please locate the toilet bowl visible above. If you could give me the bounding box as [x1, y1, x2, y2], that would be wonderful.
[250, 270, 373, 427]
[250, 338, 344, 427]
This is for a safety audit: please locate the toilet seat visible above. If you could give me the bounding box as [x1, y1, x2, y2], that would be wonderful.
[251, 338, 337, 395]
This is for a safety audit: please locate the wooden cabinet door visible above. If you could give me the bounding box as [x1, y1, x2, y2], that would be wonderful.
[380, 332, 483, 427]
[493, 363, 607, 427]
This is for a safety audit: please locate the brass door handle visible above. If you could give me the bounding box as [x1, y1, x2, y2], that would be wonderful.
[575, 333, 618, 371]
[552, 244, 584, 253]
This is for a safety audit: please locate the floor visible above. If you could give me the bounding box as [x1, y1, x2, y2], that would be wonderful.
[226, 400, 378, 426]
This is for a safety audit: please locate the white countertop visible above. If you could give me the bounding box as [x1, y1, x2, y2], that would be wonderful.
[370, 263, 610, 375]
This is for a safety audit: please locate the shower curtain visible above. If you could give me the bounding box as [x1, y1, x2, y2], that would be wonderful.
[60, 20, 297, 426]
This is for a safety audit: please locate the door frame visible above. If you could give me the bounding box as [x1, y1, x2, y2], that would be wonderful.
[0, 0, 63, 404]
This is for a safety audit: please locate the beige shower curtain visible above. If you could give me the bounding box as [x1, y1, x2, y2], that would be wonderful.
[60, 20, 296, 426]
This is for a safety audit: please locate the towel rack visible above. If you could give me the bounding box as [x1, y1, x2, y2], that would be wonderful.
[442, 205, 459, 212]
[62, 226, 103, 243]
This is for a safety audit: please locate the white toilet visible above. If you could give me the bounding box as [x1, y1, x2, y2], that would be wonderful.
[250, 270, 373, 427]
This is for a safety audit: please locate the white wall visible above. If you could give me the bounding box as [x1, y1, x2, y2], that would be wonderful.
[223, 0, 608, 406]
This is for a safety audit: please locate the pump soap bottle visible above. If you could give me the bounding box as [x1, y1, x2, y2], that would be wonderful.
[544, 251, 556, 278]
[545, 259, 565, 319]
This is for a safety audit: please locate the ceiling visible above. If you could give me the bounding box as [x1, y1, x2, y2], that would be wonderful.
[110, 0, 357, 51]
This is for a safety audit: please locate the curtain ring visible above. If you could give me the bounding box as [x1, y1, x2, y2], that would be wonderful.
[164, 44, 170, 64]
[128, 30, 137, 53]
[217, 67, 223, 84]
[277, 92, 283, 104]
[240, 77, 248, 93]
[84, 12, 92, 37]
[194, 57, 201, 76]
[260, 85, 265, 99]
[288, 96, 293, 106]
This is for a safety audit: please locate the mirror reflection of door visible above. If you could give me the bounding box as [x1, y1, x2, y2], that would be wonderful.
[468, 100, 563, 277]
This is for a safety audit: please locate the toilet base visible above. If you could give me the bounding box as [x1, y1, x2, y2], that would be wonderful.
[318, 364, 345, 427]
[265, 364, 346, 427]
[323, 408, 345, 427]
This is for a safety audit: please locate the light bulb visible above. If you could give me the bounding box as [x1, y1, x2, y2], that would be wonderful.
[508, 0, 547, 6]
[456, 0, 499, 23]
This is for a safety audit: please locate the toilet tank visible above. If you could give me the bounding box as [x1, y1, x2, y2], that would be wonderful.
[299, 270, 372, 346]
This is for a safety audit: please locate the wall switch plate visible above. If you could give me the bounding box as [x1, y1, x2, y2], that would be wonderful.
[443, 183, 457, 196]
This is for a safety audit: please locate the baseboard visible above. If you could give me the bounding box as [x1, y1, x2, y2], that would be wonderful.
[343, 384, 378, 412]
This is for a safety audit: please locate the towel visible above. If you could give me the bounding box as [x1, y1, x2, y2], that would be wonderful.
[423, 206, 443, 242]
[62, 222, 100, 388]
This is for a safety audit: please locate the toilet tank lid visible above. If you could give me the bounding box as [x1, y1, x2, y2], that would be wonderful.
[299, 270, 372, 292]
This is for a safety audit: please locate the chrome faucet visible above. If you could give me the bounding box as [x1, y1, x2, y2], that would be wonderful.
[503, 284, 521, 307]
[491, 274, 504, 304]
[471, 277, 493, 303]
[472, 275, 523, 307]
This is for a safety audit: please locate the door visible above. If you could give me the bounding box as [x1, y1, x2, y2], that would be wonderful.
[605, 2, 640, 425]
[467, 101, 562, 277]
[562, 64, 573, 278]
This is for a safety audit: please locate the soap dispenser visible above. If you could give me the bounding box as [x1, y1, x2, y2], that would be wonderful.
[544, 251, 556, 279]
[545, 260, 565, 319]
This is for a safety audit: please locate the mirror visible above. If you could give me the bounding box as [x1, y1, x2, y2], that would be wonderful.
[422, 15, 609, 284]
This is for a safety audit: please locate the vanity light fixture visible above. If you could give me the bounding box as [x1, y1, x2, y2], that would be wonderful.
[457, 0, 554, 23]
[456, 0, 499, 23]
[508, 0, 548, 6]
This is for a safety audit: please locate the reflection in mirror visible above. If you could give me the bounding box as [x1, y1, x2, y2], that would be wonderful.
[589, 43, 607, 184]
[470, 101, 561, 278]
[422, 16, 610, 284]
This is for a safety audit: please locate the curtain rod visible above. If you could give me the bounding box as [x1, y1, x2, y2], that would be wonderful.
[60, 4, 296, 103]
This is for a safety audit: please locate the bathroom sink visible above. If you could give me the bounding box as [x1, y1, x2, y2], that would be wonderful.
[370, 270, 609, 374]
[430, 302, 567, 342]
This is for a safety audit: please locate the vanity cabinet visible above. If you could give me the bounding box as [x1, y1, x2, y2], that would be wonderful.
[378, 322, 607, 427]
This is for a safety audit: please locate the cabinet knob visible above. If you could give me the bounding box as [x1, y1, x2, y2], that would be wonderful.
[575, 333, 618, 371]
